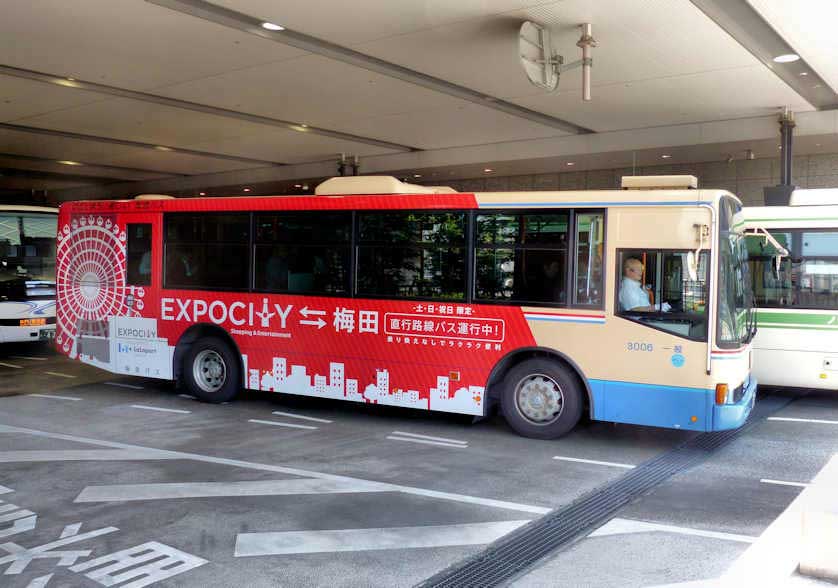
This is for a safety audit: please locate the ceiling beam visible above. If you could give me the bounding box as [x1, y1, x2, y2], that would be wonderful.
[146, 0, 594, 135]
[0, 64, 417, 153]
[0, 121, 284, 167]
[0, 152, 183, 178]
[690, 0, 838, 109]
[0, 168, 118, 184]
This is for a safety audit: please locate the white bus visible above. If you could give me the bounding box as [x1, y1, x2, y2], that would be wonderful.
[745, 189, 838, 390]
[0, 205, 58, 343]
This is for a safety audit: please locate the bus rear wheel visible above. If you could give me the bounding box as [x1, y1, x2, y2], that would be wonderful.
[501, 358, 582, 439]
[183, 337, 240, 403]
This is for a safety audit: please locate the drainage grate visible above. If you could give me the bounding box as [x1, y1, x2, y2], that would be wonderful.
[417, 395, 791, 588]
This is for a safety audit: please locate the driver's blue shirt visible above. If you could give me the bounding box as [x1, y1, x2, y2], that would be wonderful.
[619, 277, 650, 311]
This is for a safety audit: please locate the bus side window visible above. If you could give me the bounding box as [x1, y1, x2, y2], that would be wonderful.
[126, 223, 152, 286]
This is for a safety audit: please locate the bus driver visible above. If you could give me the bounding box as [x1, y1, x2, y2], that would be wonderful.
[619, 257, 671, 312]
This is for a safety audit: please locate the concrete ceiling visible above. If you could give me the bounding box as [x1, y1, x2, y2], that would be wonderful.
[0, 0, 836, 201]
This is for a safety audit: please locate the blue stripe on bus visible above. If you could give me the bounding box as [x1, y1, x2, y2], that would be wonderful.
[587, 377, 756, 432]
[479, 201, 707, 208]
[524, 316, 605, 324]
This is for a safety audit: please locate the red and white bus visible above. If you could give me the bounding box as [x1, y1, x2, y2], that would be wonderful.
[56, 175, 757, 438]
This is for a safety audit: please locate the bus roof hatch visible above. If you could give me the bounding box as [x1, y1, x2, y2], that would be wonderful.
[621, 175, 697, 190]
[315, 176, 456, 195]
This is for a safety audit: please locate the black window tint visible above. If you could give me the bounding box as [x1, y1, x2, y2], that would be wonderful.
[357, 212, 466, 299]
[256, 212, 350, 244]
[126, 223, 151, 286]
[164, 213, 250, 291]
[254, 212, 351, 295]
[475, 211, 568, 304]
[166, 214, 249, 243]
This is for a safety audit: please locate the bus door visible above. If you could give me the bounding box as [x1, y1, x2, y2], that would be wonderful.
[608, 248, 711, 428]
[112, 213, 174, 378]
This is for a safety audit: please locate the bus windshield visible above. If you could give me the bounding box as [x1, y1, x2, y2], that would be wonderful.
[0, 212, 57, 282]
[717, 197, 754, 347]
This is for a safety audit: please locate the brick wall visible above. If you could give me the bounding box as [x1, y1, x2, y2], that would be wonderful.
[440, 153, 838, 206]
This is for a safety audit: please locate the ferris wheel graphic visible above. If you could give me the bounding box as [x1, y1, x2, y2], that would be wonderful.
[55, 215, 142, 356]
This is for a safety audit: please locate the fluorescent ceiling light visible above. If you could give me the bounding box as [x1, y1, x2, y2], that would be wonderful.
[57, 160, 82, 166]
[773, 53, 800, 63]
[261, 22, 284, 31]
[566, 162, 575, 166]
[483, 168, 494, 173]
[661, 154, 672, 159]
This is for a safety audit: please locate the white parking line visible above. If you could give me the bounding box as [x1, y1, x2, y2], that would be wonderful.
[0, 449, 179, 463]
[760, 478, 810, 488]
[29, 394, 81, 401]
[553, 456, 636, 469]
[386, 436, 468, 449]
[130, 405, 191, 415]
[390, 431, 467, 445]
[0, 362, 23, 369]
[248, 419, 317, 430]
[45, 371, 77, 379]
[768, 416, 838, 425]
[105, 381, 144, 390]
[272, 411, 333, 424]
[0, 423, 550, 515]
[10, 355, 48, 361]
[235, 520, 530, 557]
[178, 394, 197, 400]
[76, 479, 385, 502]
[590, 517, 756, 543]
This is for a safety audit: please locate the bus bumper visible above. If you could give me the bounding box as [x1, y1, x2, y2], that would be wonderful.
[0, 324, 55, 344]
[712, 375, 757, 431]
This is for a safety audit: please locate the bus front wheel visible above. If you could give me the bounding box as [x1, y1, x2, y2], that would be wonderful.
[501, 359, 582, 439]
[183, 337, 240, 403]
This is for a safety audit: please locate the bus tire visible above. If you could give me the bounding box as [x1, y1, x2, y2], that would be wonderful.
[183, 337, 240, 403]
[501, 358, 582, 439]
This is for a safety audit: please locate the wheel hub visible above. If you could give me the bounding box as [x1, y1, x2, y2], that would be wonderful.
[193, 349, 226, 394]
[516, 374, 563, 424]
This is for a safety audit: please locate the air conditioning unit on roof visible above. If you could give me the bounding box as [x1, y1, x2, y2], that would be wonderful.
[621, 175, 697, 190]
[315, 176, 455, 195]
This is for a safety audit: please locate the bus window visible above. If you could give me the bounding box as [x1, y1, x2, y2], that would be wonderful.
[749, 229, 838, 309]
[254, 212, 351, 295]
[164, 213, 249, 291]
[574, 212, 604, 306]
[126, 224, 152, 286]
[356, 211, 466, 299]
[475, 211, 569, 305]
[747, 231, 793, 306]
[616, 249, 709, 340]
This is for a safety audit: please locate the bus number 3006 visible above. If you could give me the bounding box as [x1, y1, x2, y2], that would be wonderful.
[627, 342, 654, 352]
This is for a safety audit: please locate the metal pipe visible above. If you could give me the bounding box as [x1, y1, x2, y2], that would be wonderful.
[779, 108, 795, 186]
[577, 24, 595, 102]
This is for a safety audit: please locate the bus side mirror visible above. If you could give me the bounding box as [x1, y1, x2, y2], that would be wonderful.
[686, 251, 699, 282]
